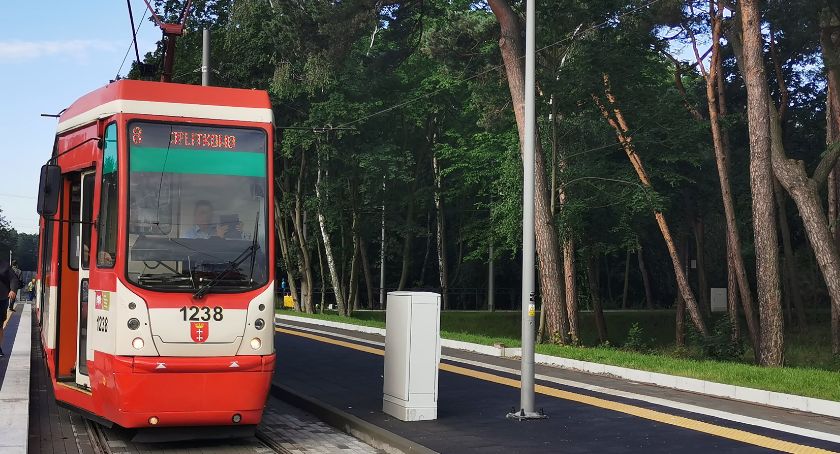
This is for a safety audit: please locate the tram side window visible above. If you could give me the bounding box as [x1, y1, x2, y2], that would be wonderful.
[97, 123, 118, 268]
[81, 174, 94, 269]
[68, 181, 81, 270]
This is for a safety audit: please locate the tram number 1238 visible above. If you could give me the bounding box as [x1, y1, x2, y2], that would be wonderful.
[180, 306, 224, 322]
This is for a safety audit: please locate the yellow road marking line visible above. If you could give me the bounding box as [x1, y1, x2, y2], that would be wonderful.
[277, 327, 836, 454]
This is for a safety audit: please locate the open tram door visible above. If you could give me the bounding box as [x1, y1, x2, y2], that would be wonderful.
[74, 171, 95, 387]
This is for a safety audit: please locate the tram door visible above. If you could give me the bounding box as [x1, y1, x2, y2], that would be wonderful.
[75, 172, 95, 388]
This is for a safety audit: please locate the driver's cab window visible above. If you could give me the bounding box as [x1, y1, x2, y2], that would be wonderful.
[125, 121, 268, 291]
[97, 123, 118, 268]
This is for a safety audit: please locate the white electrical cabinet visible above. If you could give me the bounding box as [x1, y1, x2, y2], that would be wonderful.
[382, 291, 441, 421]
[711, 287, 727, 312]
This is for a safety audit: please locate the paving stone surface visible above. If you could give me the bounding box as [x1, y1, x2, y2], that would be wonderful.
[257, 397, 382, 454]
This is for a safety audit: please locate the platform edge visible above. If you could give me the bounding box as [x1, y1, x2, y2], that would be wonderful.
[0, 303, 32, 453]
[270, 382, 438, 454]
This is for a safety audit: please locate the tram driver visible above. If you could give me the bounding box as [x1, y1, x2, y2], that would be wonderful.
[182, 200, 243, 240]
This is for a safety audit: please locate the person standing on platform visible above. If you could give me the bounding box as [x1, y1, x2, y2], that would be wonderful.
[0, 261, 20, 358]
[8, 260, 21, 310]
[26, 279, 35, 302]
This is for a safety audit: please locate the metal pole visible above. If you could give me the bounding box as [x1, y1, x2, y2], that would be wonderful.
[201, 28, 210, 86]
[508, 0, 544, 421]
[379, 181, 386, 309]
[488, 244, 495, 312]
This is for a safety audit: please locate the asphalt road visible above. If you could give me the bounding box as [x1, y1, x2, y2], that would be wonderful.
[273, 325, 840, 454]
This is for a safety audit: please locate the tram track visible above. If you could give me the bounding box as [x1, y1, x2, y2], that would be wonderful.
[255, 427, 292, 454]
[65, 396, 372, 454]
[80, 417, 290, 454]
[84, 419, 111, 454]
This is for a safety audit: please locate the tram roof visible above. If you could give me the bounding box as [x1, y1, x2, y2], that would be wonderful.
[56, 79, 273, 134]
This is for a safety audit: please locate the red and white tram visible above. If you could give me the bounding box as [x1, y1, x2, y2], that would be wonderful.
[35, 79, 276, 432]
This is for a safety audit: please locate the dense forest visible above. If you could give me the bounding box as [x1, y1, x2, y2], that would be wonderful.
[134, 0, 840, 368]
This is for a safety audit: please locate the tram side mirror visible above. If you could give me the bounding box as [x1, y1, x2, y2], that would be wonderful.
[37, 164, 62, 217]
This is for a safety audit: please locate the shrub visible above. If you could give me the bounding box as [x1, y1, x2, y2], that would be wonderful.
[699, 317, 744, 361]
[624, 322, 650, 352]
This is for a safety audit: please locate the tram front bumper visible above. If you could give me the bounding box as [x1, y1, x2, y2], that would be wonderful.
[103, 354, 276, 428]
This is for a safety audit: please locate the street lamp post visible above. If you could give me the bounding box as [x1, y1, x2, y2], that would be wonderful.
[507, 0, 545, 421]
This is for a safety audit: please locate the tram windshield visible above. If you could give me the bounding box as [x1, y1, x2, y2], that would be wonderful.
[126, 121, 268, 292]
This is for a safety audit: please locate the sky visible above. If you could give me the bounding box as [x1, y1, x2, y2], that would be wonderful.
[0, 1, 161, 234]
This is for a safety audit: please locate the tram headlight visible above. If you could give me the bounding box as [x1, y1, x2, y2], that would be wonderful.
[127, 318, 140, 330]
[132, 337, 145, 349]
[250, 337, 261, 350]
[254, 318, 265, 330]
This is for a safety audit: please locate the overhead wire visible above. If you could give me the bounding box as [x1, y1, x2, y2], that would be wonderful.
[116, 2, 149, 79]
[334, 0, 664, 129]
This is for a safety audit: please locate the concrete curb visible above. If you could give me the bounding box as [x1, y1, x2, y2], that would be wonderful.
[270, 383, 438, 454]
[0, 303, 32, 453]
[276, 313, 840, 419]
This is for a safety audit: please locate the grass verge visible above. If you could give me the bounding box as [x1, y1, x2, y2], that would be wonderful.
[277, 309, 840, 402]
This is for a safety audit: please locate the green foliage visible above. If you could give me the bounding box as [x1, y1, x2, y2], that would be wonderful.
[130, 1, 836, 366]
[689, 317, 745, 362]
[623, 322, 651, 352]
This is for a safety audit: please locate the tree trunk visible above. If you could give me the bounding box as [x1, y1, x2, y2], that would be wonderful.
[558, 147, 578, 342]
[359, 236, 375, 310]
[692, 217, 709, 316]
[586, 253, 608, 344]
[316, 158, 346, 315]
[726, 248, 741, 342]
[564, 237, 579, 344]
[733, 24, 840, 360]
[275, 200, 301, 311]
[348, 213, 360, 315]
[637, 245, 654, 309]
[593, 76, 709, 337]
[823, 14, 840, 354]
[432, 152, 449, 310]
[739, 0, 784, 366]
[774, 179, 806, 328]
[765, 105, 840, 362]
[397, 153, 424, 290]
[292, 151, 314, 313]
[488, 0, 570, 343]
[315, 232, 326, 312]
[676, 237, 687, 347]
[379, 196, 386, 310]
[419, 209, 432, 286]
[687, 0, 759, 352]
[621, 249, 630, 310]
[551, 94, 558, 217]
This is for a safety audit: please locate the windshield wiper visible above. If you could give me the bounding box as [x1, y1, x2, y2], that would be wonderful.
[192, 242, 260, 299]
[138, 273, 194, 288]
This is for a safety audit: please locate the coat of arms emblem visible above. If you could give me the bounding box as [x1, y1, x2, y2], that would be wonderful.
[190, 322, 209, 343]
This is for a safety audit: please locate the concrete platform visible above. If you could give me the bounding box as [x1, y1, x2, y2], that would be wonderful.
[0, 302, 25, 389]
[273, 320, 840, 454]
[0, 302, 32, 453]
